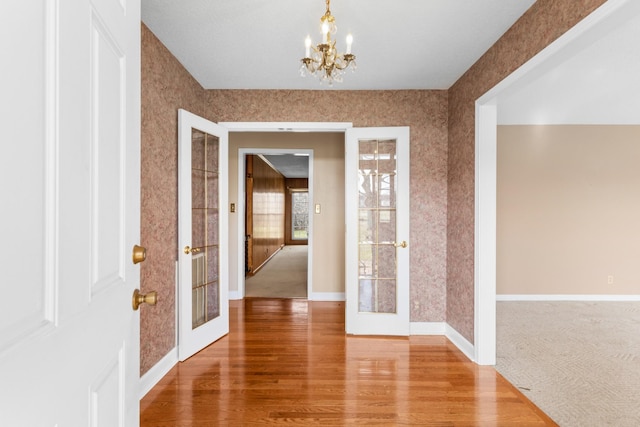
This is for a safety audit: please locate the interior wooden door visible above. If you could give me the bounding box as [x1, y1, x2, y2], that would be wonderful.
[345, 127, 411, 336]
[178, 109, 229, 361]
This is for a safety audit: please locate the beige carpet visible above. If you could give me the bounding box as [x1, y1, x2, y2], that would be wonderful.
[496, 301, 640, 426]
[245, 245, 308, 298]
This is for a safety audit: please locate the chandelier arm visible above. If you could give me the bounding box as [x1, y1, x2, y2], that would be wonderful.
[334, 53, 355, 70]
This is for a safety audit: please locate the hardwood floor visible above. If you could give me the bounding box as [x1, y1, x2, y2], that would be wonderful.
[141, 299, 557, 426]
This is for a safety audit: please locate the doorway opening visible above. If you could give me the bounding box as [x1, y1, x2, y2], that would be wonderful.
[222, 122, 351, 302]
[237, 146, 316, 300]
[243, 151, 311, 299]
[474, 0, 635, 365]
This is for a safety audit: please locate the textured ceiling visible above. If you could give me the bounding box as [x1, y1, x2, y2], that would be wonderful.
[141, 0, 536, 90]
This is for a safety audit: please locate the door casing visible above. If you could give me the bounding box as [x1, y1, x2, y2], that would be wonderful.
[237, 148, 314, 299]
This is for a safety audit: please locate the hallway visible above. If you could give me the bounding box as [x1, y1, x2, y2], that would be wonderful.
[245, 245, 308, 298]
[141, 299, 555, 426]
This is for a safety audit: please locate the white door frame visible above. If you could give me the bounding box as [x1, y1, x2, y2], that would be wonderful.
[237, 148, 314, 299]
[474, 0, 634, 365]
[221, 122, 352, 301]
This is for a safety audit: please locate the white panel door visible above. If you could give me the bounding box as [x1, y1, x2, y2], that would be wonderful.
[0, 0, 141, 425]
[345, 127, 410, 335]
[178, 110, 229, 361]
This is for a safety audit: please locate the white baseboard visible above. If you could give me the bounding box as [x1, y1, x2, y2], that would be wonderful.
[229, 290, 242, 300]
[410, 322, 446, 335]
[308, 292, 345, 301]
[497, 294, 640, 302]
[139, 347, 178, 399]
[445, 324, 475, 362]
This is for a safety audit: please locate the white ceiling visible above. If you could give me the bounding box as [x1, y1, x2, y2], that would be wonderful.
[141, 0, 536, 90]
[498, 1, 640, 125]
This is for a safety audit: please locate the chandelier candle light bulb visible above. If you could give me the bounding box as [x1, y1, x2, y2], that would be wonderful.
[305, 36, 312, 58]
[300, 0, 356, 85]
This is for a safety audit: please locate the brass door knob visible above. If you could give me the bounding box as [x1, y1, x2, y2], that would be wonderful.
[184, 245, 201, 254]
[393, 241, 407, 248]
[132, 289, 158, 311]
[132, 245, 147, 264]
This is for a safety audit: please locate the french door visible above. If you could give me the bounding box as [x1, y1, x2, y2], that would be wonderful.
[178, 110, 229, 361]
[345, 127, 410, 335]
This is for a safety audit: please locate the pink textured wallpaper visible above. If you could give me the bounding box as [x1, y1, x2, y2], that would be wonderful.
[140, 24, 206, 375]
[205, 90, 449, 324]
[446, 0, 607, 343]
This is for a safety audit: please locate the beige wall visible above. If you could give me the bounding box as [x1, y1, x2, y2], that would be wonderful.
[497, 125, 640, 295]
[229, 132, 345, 295]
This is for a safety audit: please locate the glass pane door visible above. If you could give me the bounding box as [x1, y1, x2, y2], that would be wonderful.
[178, 109, 229, 361]
[190, 129, 220, 328]
[345, 127, 410, 336]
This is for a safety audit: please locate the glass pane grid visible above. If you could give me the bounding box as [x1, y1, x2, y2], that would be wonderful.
[357, 139, 398, 314]
[191, 129, 220, 329]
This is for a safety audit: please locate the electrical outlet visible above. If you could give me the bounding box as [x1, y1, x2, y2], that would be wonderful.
[607, 275, 614, 285]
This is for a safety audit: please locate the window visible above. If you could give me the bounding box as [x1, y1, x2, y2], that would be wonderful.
[291, 191, 309, 240]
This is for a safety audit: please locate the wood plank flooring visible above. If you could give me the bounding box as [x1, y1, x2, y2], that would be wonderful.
[141, 299, 557, 426]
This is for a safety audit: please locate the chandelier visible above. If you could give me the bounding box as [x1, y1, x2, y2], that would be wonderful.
[299, 0, 356, 85]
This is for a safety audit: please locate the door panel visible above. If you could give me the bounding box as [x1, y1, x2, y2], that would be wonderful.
[91, 9, 126, 296]
[0, 1, 54, 355]
[346, 127, 410, 336]
[0, 0, 141, 425]
[178, 110, 229, 361]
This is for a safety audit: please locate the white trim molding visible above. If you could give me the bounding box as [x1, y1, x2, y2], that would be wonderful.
[228, 290, 242, 300]
[474, 101, 497, 366]
[139, 347, 178, 399]
[220, 122, 352, 132]
[410, 322, 446, 335]
[497, 294, 640, 302]
[308, 292, 345, 302]
[445, 324, 475, 363]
